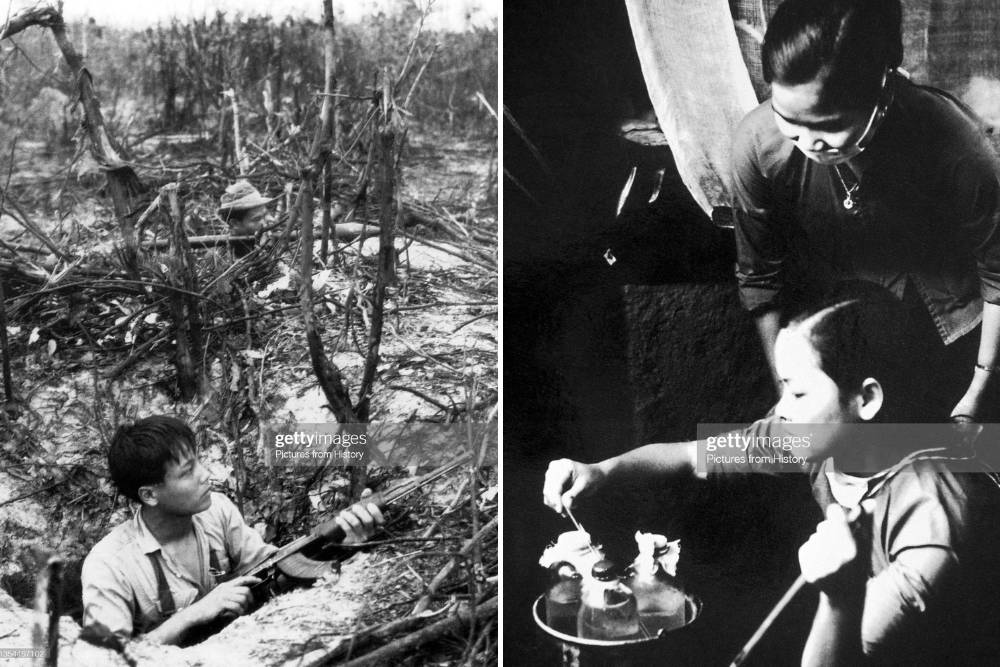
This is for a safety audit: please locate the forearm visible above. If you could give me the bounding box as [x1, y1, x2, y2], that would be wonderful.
[755, 310, 782, 388]
[953, 301, 1000, 417]
[143, 605, 205, 645]
[976, 301, 1000, 371]
[595, 441, 698, 482]
[802, 592, 865, 667]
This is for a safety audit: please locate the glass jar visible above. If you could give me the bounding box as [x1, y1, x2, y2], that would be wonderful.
[577, 559, 641, 640]
[627, 551, 687, 636]
[544, 562, 583, 635]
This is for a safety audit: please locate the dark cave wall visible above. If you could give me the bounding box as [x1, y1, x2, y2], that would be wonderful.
[624, 283, 773, 445]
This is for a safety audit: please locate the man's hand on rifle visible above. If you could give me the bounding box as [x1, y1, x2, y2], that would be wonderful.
[189, 575, 262, 624]
[144, 575, 262, 644]
[319, 490, 385, 545]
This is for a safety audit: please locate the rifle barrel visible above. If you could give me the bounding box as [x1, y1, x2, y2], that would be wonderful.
[231, 451, 472, 579]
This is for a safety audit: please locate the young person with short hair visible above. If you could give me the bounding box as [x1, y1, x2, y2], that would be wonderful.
[82, 415, 382, 646]
[544, 291, 1000, 665]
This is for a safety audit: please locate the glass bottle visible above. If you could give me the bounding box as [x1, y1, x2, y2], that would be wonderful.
[576, 559, 642, 640]
[544, 561, 583, 635]
[628, 540, 687, 636]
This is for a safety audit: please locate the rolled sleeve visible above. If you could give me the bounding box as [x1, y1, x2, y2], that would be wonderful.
[949, 156, 1000, 305]
[732, 113, 787, 313]
[861, 470, 965, 657]
[81, 552, 135, 644]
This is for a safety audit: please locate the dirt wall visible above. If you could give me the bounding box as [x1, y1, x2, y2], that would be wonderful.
[623, 283, 774, 445]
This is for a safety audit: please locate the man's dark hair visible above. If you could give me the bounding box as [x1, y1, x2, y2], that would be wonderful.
[108, 415, 197, 503]
[762, 0, 903, 112]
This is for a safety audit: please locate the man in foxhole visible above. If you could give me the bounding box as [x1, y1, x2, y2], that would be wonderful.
[80, 415, 383, 646]
[217, 180, 276, 257]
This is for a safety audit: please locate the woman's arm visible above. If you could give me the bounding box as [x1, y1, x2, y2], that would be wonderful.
[951, 300, 1000, 419]
[802, 591, 865, 667]
[755, 309, 783, 390]
[799, 503, 959, 667]
[543, 441, 698, 514]
[799, 505, 866, 667]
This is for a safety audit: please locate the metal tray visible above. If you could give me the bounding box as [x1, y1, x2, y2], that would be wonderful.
[532, 592, 702, 649]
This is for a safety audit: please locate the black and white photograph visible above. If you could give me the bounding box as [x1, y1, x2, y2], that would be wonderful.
[505, 1, 1000, 665]
[0, 0, 497, 664]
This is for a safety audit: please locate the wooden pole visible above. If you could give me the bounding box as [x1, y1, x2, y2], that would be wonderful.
[31, 556, 63, 667]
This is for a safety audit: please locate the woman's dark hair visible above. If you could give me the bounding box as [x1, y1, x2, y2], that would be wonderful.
[762, 0, 903, 111]
[108, 415, 197, 502]
[786, 283, 922, 422]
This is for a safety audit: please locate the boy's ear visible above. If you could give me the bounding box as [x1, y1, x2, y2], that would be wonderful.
[857, 377, 884, 421]
[137, 485, 159, 507]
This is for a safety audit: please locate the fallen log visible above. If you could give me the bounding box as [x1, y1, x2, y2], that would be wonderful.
[339, 597, 498, 667]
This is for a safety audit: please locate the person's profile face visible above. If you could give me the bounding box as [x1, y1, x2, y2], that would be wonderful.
[246, 206, 268, 227]
[773, 329, 860, 461]
[231, 205, 269, 236]
[143, 447, 213, 515]
[770, 77, 876, 165]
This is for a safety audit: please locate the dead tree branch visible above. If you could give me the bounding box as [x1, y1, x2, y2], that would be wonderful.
[47, 13, 143, 245]
[299, 173, 357, 422]
[412, 516, 498, 615]
[320, 0, 337, 263]
[0, 277, 13, 407]
[0, 5, 60, 40]
[307, 610, 439, 666]
[340, 597, 498, 667]
[164, 183, 204, 400]
[1, 4, 143, 247]
[356, 71, 403, 421]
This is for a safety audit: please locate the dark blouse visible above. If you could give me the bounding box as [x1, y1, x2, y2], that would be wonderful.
[731, 73, 1000, 344]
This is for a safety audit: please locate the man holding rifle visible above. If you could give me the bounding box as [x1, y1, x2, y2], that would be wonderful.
[80, 415, 384, 646]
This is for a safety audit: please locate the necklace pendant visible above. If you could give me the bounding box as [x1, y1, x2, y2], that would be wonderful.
[843, 196, 855, 210]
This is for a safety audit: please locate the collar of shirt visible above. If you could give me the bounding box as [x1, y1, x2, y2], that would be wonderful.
[132, 506, 212, 593]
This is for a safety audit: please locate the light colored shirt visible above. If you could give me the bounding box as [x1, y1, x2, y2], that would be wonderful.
[707, 420, 1000, 664]
[81, 492, 275, 642]
[824, 468, 868, 508]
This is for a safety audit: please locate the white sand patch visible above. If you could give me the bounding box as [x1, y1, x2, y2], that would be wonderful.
[359, 237, 466, 271]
